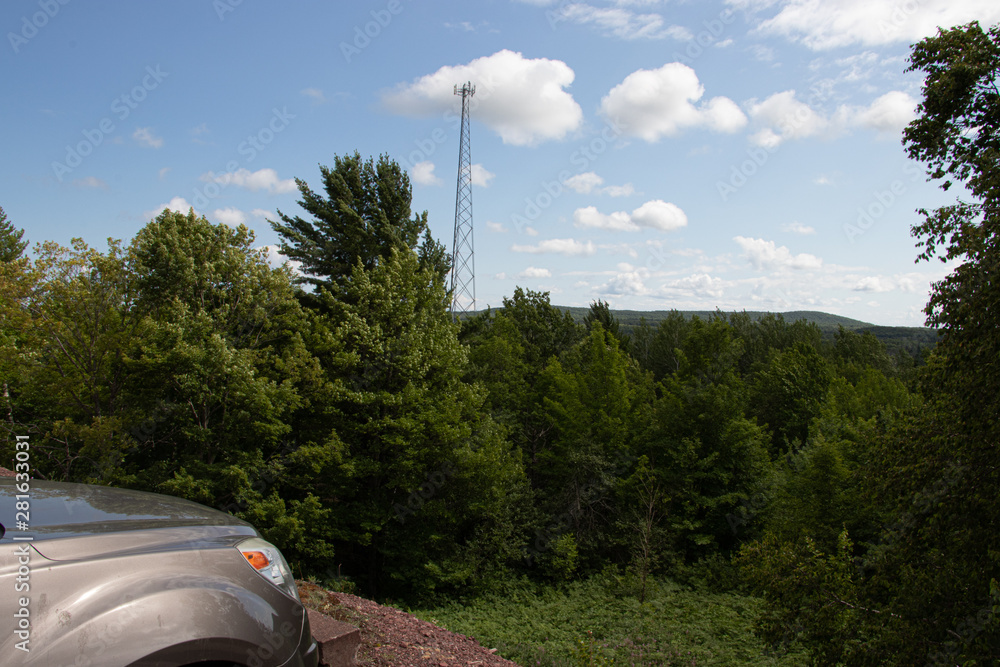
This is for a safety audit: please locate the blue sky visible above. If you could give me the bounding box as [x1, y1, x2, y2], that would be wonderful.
[4, 0, 998, 325]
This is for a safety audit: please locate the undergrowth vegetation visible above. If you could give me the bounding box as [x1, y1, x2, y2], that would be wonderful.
[413, 571, 810, 666]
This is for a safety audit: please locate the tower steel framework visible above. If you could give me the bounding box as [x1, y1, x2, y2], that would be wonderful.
[450, 81, 476, 320]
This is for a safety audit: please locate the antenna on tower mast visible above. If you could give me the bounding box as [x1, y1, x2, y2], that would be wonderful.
[450, 81, 476, 321]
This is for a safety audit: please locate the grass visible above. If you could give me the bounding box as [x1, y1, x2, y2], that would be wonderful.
[411, 571, 810, 666]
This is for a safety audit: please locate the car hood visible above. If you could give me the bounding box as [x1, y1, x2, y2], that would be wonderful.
[0, 479, 256, 561]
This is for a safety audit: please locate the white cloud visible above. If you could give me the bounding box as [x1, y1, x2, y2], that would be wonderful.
[563, 171, 635, 196]
[782, 221, 816, 235]
[213, 207, 247, 226]
[518, 266, 552, 279]
[158, 167, 170, 180]
[600, 63, 746, 141]
[260, 244, 303, 275]
[548, 3, 689, 40]
[73, 176, 108, 189]
[411, 161, 442, 186]
[747, 0, 1000, 50]
[133, 127, 163, 148]
[602, 183, 636, 197]
[511, 238, 597, 256]
[574, 199, 687, 232]
[853, 276, 893, 292]
[251, 208, 274, 219]
[748, 90, 828, 146]
[471, 163, 495, 187]
[575, 206, 635, 231]
[200, 168, 296, 194]
[749, 89, 919, 146]
[734, 236, 823, 271]
[382, 50, 583, 146]
[145, 196, 196, 220]
[301, 87, 325, 103]
[564, 172, 605, 194]
[631, 200, 688, 231]
[486, 221, 507, 233]
[599, 270, 649, 296]
[847, 91, 918, 134]
[664, 273, 725, 298]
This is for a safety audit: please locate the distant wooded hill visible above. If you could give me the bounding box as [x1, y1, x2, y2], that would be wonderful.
[555, 307, 939, 358]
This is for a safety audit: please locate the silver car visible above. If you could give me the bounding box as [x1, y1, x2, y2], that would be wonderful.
[0, 478, 319, 666]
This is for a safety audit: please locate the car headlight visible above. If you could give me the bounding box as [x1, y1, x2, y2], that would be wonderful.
[238, 537, 300, 601]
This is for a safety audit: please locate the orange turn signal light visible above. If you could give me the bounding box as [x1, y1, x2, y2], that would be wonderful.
[242, 550, 270, 570]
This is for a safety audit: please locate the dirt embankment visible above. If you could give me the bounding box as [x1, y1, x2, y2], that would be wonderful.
[298, 581, 519, 667]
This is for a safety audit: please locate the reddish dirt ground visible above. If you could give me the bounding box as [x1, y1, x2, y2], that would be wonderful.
[297, 581, 521, 667]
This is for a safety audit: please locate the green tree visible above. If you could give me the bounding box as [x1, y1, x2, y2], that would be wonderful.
[461, 288, 583, 475]
[584, 299, 629, 352]
[749, 342, 831, 451]
[310, 249, 528, 600]
[0, 238, 140, 479]
[124, 210, 334, 564]
[0, 206, 28, 262]
[536, 325, 652, 568]
[640, 317, 770, 560]
[270, 152, 448, 290]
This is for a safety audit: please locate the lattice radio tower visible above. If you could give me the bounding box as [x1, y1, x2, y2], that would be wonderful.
[450, 81, 476, 320]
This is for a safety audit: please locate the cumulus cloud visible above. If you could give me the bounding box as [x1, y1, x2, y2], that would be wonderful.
[511, 238, 597, 256]
[748, 90, 828, 147]
[600, 63, 746, 141]
[564, 172, 604, 194]
[200, 168, 296, 194]
[846, 91, 918, 134]
[599, 270, 649, 295]
[664, 273, 725, 298]
[853, 276, 893, 292]
[563, 171, 635, 196]
[745, 0, 1000, 50]
[518, 266, 552, 279]
[486, 221, 507, 233]
[144, 196, 196, 220]
[471, 164, 495, 187]
[382, 50, 583, 146]
[133, 127, 163, 148]
[251, 208, 274, 219]
[213, 207, 247, 226]
[260, 244, 303, 275]
[734, 236, 822, 271]
[574, 199, 687, 232]
[749, 89, 917, 146]
[411, 161, 442, 186]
